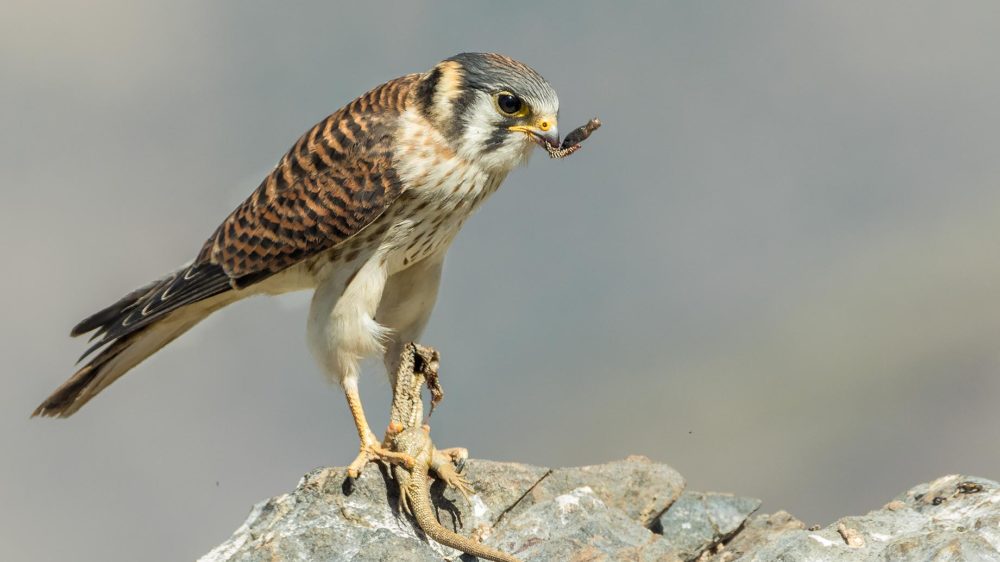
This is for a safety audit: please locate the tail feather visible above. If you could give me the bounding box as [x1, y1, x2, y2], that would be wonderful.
[70, 278, 162, 338]
[77, 261, 232, 355]
[35, 302, 214, 417]
[34, 329, 151, 417]
[37, 260, 240, 418]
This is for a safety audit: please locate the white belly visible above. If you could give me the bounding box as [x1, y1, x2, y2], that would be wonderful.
[304, 160, 505, 385]
[304, 108, 512, 384]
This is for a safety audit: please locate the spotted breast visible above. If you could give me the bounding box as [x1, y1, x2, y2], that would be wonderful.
[360, 107, 508, 275]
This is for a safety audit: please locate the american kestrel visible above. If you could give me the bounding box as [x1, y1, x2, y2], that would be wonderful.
[34, 53, 562, 476]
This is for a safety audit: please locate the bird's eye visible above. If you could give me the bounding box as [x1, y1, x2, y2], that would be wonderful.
[495, 92, 525, 116]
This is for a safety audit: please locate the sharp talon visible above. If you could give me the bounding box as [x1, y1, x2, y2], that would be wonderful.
[347, 435, 414, 477]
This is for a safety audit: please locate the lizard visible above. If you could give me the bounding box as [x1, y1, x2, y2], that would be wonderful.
[383, 342, 522, 562]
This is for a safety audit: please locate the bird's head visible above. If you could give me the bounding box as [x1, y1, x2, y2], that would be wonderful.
[415, 52, 560, 171]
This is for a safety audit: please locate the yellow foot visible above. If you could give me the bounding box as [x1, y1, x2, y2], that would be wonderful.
[347, 432, 415, 479]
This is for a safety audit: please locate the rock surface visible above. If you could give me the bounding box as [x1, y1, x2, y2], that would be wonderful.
[700, 474, 1000, 562]
[489, 486, 681, 561]
[654, 491, 762, 560]
[202, 460, 1000, 562]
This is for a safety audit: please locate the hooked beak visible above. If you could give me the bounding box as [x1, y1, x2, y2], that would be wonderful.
[509, 116, 559, 149]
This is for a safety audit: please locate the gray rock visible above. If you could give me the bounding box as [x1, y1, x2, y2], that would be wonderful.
[200, 465, 443, 562]
[201, 457, 682, 562]
[704, 475, 1000, 561]
[351, 529, 441, 562]
[654, 491, 762, 560]
[706, 510, 806, 561]
[437, 460, 549, 530]
[488, 486, 681, 562]
[199, 462, 547, 562]
[203, 464, 1000, 562]
[502, 455, 685, 528]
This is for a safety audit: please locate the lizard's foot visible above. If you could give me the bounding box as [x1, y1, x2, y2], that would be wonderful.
[440, 468, 474, 500]
[437, 446, 469, 470]
[398, 483, 417, 516]
[432, 449, 474, 500]
[347, 431, 415, 479]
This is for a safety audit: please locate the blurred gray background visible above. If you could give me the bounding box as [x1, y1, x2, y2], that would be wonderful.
[4, 1, 1000, 560]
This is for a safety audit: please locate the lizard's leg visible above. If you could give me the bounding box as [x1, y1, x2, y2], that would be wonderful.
[398, 475, 415, 516]
[344, 379, 415, 478]
[437, 446, 469, 466]
[431, 447, 473, 500]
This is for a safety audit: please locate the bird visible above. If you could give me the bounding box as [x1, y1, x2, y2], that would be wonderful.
[33, 52, 562, 477]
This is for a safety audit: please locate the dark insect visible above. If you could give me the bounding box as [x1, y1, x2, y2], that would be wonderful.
[544, 117, 602, 159]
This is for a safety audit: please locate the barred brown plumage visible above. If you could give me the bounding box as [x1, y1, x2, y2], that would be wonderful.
[204, 74, 420, 281]
[57, 75, 422, 376]
[34, 52, 589, 481]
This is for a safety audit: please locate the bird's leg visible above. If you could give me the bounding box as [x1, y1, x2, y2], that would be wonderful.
[343, 381, 415, 478]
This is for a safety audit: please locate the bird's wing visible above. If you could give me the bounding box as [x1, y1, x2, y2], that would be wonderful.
[73, 73, 421, 352]
[203, 73, 420, 282]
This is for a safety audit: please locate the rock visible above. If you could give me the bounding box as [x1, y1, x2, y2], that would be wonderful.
[203, 464, 1000, 562]
[700, 510, 806, 561]
[702, 475, 1000, 561]
[506, 455, 685, 528]
[434, 460, 550, 532]
[200, 465, 444, 562]
[653, 492, 762, 561]
[487, 486, 681, 561]
[351, 529, 441, 562]
[198, 461, 549, 562]
[201, 457, 683, 562]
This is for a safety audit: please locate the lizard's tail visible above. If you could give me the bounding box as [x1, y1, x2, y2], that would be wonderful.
[411, 479, 523, 562]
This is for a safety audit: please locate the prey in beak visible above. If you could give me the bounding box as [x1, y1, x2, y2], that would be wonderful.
[539, 118, 602, 159]
[509, 116, 559, 150]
